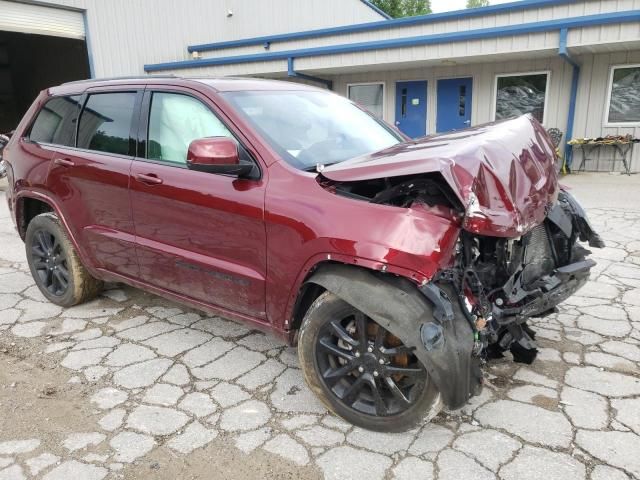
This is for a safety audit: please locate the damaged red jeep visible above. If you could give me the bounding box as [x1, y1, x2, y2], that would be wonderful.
[4, 77, 603, 431]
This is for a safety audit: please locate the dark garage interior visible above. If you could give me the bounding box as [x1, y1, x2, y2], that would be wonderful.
[0, 31, 90, 132]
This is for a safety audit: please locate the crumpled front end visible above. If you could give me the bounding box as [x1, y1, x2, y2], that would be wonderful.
[315, 115, 604, 409]
[430, 188, 604, 369]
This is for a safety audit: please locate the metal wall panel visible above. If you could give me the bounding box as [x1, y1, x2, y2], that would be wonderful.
[572, 50, 640, 172]
[194, 0, 640, 63]
[38, 0, 383, 77]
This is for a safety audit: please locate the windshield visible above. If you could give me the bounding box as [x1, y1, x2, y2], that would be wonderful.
[222, 90, 402, 170]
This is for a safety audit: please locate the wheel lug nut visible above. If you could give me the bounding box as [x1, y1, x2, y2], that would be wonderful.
[355, 351, 360, 358]
[367, 347, 373, 353]
[358, 366, 364, 373]
[378, 358, 384, 364]
[373, 371, 379, 377]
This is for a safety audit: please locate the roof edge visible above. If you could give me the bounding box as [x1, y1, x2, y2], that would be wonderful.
[187, 0, 577, 53]
[359, 0, 392, 20]
[148, 10, 640, 72]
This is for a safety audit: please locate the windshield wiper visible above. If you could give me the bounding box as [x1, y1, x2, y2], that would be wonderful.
[302, 161, 343, 173]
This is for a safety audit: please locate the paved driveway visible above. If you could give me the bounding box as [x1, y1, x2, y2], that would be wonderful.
[1, 174, 640, 480]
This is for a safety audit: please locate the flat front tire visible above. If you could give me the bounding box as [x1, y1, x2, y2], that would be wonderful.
[25, 212, 102, 307]
[298, 291, 442, 432]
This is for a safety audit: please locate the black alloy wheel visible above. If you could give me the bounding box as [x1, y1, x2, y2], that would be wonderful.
[298, 291, 442, 432]
[30, 228, 70, 297]
[25, 212, 102, 307]
[315, 311, 426, 417]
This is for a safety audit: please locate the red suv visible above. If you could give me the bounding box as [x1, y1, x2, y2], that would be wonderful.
[4, 77, 602, 431]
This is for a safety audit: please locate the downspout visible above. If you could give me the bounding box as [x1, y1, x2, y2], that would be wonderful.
[558, 28, 579, 169]
[287, 58, 333, 90]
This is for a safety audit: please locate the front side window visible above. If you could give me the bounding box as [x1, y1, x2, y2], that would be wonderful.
[29, 95, 82, 146]
[147, 92, 232, 165]
[607, 65, 640, 124]
[495, 73, 548, 124]
[348, 83, 384, 118]
[77, 92, 136, 155]
[222, 90, 401, 171]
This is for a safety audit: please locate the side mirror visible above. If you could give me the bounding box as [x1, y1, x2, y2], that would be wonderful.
[186, 137, 254, 177]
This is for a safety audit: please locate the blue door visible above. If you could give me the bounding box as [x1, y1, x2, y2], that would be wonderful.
[395, 81, 427, 138]
[436, 77, 473, 133]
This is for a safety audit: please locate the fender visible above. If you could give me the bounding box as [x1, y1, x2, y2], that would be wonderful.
[305, 263, 482, 409]
[14, 189, 104, 281]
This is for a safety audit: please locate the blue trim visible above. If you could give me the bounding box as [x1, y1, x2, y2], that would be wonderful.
[359, 0, 392, 20]
[287, 58, 333, 89]
[558, 27, 579, 69]
[558, 28, 580, 167]
[187, 0, 576, 53]
[147, 10, 640, 72]
[82, 11, 95, 78]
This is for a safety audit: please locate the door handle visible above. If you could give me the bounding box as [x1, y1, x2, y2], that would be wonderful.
[135, 173, 163, 185]
[53, 158, 74, 167]
[464, 120, 471, 125]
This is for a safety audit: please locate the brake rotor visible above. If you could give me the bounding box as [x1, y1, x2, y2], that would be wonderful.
[367, 323, 409, 381]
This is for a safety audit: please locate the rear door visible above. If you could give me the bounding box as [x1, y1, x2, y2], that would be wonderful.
[129, 86, 268, 319]
[45, 86, 141, 278]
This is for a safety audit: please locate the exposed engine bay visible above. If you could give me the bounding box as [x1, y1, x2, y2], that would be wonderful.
[319, 173, 463, 212]
[442, 188, 605, 365]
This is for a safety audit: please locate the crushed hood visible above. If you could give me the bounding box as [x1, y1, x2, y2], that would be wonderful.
[322, 115, 559, 237]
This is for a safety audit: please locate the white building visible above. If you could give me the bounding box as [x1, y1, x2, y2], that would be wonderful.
[0, 0, 383, 131]
[1, 0, 639, 171]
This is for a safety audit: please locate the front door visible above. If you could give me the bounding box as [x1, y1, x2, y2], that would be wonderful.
[129, 87, 267, 319]
[395, 81, 427, 138]
[436, 77, 473, 133]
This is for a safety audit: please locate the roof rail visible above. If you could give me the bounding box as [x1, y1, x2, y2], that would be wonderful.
[62, 74, 178, 85]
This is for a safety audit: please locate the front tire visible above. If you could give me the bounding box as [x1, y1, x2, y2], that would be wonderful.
[25, 212, 102, 307]
[298, 291, 442, 432]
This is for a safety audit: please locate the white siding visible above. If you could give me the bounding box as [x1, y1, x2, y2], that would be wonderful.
[24, 0, 383, 77]
[195, 0, 640, 64]
[572, 50, 640, 172]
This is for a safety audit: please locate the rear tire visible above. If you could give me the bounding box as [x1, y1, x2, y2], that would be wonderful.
[25, 212, 102, 307]
[298, 291, 442, 432]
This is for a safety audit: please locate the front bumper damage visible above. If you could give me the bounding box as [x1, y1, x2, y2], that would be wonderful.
[307, 190, 602, 411]
[416, 189, 603, 405]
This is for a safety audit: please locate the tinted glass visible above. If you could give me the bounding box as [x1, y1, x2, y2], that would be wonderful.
[147, 92, 232, 165]
[222, 90, 401, 171]
[29, 95, 81, 146]
[608, 66, 640, 123]
[495, 74, 548, 123]
[77, 92, 136, 155]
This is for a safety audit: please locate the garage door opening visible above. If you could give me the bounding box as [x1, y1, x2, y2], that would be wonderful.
[0, 31, 90, 132]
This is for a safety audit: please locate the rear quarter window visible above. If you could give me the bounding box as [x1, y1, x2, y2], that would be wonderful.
[29, 95, 82, 146]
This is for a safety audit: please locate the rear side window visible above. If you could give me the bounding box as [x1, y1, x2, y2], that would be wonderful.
[147, 92, 232, 165]
[77, 92, 136, 155]
[29, 95, 82, 146]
